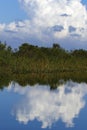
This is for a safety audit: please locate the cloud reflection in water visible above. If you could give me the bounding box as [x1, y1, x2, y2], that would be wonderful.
[8, 81, 87, 128]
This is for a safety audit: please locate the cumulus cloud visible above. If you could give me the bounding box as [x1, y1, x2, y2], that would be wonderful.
[0, 0, 87, 48]
[9, 81, 87, 128]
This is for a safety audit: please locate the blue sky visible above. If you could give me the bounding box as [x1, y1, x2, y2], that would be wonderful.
[82, 0, 87, 5]
[0, 0, 27, 23]
[0, 0, 87, 49]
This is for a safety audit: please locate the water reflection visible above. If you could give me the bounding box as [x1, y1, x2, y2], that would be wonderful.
[8, 81, 87, 128]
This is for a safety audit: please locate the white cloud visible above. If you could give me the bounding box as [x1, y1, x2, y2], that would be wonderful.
[9, 81, 87, 128]
[0, 0, 87, 49]
[0, 23, 5, 31]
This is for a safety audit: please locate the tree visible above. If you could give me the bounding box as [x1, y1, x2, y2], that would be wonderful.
[53, 43, 61, 49]
[0, 43, 6, 50]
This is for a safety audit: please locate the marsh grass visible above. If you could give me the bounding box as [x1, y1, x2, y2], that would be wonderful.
[0, 42, 87, 89]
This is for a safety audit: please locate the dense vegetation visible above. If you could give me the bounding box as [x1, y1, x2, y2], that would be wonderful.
[0, 42, 87, 74]
[0, 42, 87, 89]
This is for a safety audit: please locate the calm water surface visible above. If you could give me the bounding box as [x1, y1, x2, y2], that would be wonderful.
[0, 80, 87, 130]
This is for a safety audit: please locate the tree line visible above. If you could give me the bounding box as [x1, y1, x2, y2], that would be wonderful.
[1, 42, 87, 89]
[0, 42, 87, 75]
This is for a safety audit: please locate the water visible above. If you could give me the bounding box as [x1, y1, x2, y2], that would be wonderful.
[0, 80, 87, 130]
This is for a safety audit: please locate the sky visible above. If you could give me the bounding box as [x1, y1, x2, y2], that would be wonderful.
[0, 0, 87, 49]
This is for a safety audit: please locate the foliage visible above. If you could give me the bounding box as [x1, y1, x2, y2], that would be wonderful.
[0, 42, 87, 74]
[1, 42, 87, 89]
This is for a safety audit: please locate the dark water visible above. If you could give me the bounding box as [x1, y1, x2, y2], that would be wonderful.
[0, 80, 87, 130]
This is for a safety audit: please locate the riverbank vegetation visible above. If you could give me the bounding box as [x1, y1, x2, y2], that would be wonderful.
[0, 42, 87, 74]
[0, 42, 87, 89]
